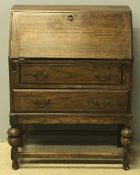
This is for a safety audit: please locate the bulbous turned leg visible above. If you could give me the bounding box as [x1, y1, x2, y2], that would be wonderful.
[121, 127, 133, 170]
[117, 124, 123, 147]
[7, 127, 22, 170]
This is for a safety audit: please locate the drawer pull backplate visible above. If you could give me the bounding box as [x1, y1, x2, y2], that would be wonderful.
[94, 72, 111, 81]
[32, 72, 48, 81]
[32, 99, 50, 108]
[93, 99, 110, 109]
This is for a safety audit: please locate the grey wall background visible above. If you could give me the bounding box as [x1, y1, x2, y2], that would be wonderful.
[0, 0, 140, 141]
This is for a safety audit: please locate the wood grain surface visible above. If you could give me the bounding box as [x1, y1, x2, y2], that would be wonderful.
[20, 62, 122, 85]
[12, 89, 128, 113]
[10, 9, 132, 59]
[8, 5, 133, 169]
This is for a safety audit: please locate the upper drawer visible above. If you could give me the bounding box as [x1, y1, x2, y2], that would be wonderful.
[10, 11, 132, 59]
[20, 62, 121, 85]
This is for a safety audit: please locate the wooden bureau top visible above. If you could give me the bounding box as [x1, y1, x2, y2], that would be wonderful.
[11, 5, 131, 13]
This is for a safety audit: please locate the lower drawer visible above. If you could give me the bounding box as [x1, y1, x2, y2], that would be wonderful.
[12, 89, 128, 113]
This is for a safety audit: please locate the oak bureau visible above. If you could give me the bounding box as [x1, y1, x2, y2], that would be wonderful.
[8, 5, 134, 170]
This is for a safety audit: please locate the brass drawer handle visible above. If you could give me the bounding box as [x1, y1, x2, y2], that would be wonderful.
[67, 15, 73, 21]
[32, 99, 50, 108]
[93, 99, 110, 109]
[94, 72, 111, 81]
[32, 72, 48, 81]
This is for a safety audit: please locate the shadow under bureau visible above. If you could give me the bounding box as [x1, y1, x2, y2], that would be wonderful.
[8, 5, 134, 170]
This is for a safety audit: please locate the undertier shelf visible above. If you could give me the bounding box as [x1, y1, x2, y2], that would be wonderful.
[19, 139, 123, 164]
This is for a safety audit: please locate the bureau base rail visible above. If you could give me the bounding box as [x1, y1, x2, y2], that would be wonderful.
[19, 151, 123, 165]
[19, 152, 123, 159]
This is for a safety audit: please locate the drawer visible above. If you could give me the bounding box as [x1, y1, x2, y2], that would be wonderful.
[10, 11, 132, 59]
[12, 89, 128, 113]
[20, 62, 122, 85]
